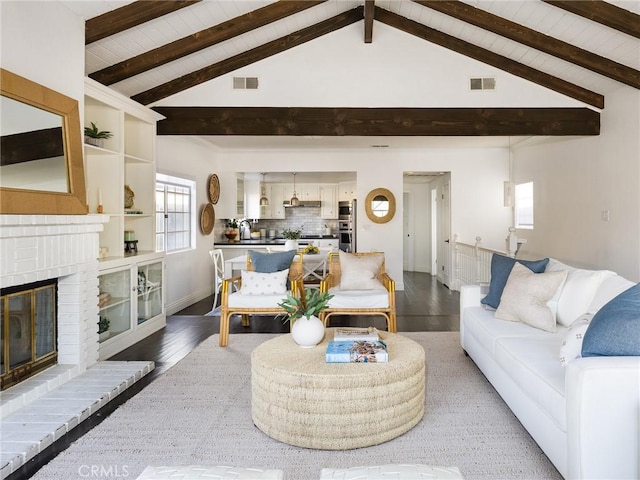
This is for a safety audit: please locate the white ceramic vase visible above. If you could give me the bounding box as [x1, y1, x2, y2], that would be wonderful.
[284, 239, 298, 251]
[291, 315, 325, 348]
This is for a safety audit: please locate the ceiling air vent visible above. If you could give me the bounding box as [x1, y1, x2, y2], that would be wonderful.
[470, 77, 496, 91]
[233, 77, 259, 89]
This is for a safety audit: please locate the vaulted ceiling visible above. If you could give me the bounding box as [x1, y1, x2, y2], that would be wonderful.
[61, 0, 640, 142]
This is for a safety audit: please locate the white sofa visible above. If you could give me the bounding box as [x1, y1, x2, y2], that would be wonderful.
[460, 258, 640, 480]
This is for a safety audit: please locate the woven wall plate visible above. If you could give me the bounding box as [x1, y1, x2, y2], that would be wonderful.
[208, 174, 220, 204]
[200, 203, 215, 235]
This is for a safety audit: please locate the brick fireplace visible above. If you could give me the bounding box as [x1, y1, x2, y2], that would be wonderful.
[0, 214, 104, 405]
[0, 214, 156, 478]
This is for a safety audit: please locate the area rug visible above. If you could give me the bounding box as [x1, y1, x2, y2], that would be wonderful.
[32, 333, 561, 480]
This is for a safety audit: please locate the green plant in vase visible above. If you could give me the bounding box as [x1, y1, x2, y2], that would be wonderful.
[282, 226, 302, 240]
[278, 288, 333, 348]
[98, 316, 110, 333]
[84, 122, 113, 147]
[278, 288, 333, 323]
[225, 219, 239, 241]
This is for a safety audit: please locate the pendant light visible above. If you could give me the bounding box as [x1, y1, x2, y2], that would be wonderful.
[259, 173, 269, 206]
[290, 172, 300, 206]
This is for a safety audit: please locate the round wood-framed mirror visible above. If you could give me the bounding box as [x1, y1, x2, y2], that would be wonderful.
[365, 188, 396, 224]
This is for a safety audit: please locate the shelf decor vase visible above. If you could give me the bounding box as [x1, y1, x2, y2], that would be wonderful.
[85, 136, 104, 148]
[291, 315, 325, 348]
[284, 239, 298, 251]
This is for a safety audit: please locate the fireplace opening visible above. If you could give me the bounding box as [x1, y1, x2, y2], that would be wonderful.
[1, 279, 58, 390]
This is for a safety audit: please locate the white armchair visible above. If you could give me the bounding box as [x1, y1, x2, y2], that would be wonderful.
[319, 251, 397, 332]
[219, 251, 303, 346]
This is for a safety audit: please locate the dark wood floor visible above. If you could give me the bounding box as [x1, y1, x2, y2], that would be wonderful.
[12, 271, 458, 480]
[111, 270, 459, 375]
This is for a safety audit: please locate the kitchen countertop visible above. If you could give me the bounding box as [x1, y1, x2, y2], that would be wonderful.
[215, 235, 337, 246]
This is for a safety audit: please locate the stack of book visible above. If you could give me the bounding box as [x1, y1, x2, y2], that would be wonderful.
[325, 327, 388, 363]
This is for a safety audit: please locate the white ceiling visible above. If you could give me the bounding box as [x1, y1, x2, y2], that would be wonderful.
[59, 0, 640, 149]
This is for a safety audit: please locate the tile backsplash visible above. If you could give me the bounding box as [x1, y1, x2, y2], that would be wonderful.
[215, 207, 338, 240]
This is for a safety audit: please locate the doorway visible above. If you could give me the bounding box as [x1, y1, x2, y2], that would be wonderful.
[403, 172, 451, 281]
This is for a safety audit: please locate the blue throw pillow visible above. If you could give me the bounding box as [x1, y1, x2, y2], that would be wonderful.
[582, 283, 640, 357]
[481, 253, 550, 309]
[249, 250, 296, 273]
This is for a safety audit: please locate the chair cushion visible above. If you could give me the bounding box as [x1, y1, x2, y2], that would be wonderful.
[328, 286, 389, 308]
[494, 263, 567, 332]
[481, 253, 549, 309]
[249, 250, 296, 273]
[228, 291, 291, 308]
[240, 269, 288, 295]
[338, 251, 384, 290]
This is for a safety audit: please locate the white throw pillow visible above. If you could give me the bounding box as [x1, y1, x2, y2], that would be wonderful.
[559, 313, 593, 366]
[240, 269, 288, 295]
[495, 263, 567, 332]
[338, 251, 384, 290]
[554, 269, 614, 327]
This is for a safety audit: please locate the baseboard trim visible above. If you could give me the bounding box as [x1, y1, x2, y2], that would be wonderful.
[166, 289, 211, 316]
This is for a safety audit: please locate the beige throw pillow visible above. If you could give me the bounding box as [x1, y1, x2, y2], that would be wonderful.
[495, 263, 568, 332]
[338, 251, 384, 290]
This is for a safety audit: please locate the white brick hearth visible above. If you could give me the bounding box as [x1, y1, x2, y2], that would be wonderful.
[0, 214, 154, 479]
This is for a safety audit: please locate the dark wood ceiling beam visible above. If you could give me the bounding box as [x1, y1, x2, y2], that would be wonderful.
[1, 128, 64, 166]
[153, 106, 600, 136]
[375, 7, 604, 109]
[133, 7, 364, 105]
[543, 0, 640, 39]
[91, 0, 327, 86]
[364, 1, 375, 43]
[413, 0, 640, 89]
[86, 1, 202, 45]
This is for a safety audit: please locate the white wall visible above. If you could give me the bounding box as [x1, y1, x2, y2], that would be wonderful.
[1, 1, 84, 102]
[156, 137, 221, 314]
[513, 86, 640, 281]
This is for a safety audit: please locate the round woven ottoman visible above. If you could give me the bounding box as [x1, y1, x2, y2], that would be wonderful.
[251, 329, 425, 450]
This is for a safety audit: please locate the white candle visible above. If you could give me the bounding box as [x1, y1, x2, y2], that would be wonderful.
[98, 188, 103, 205]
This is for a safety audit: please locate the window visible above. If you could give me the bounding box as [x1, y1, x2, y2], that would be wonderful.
[515, 181, 534, 229]
[156, 174, 196, 253]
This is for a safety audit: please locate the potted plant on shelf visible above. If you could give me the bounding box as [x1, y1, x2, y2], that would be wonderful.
[278, 288, 333, 348]
[98, 316, 110, 342]
[84, 122, 113, 148]
[224, 219, 239, 241]
[282, 226, 303, 251]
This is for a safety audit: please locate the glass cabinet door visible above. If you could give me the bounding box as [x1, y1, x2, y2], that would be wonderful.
[98, 268, 132, 342]
[137, 261, 163, 324]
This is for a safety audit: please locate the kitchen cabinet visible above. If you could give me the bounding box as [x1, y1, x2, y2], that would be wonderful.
[269, 184, 286, 219]
[299, 184, 320, 201]
[97, 254, 165, 360]
[320, 185, 338, 219]
[236, 177, 245, 218]
[338, 182, 357, 202]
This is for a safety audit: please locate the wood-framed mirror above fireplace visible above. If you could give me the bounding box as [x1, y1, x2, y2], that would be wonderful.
[0, 68, 88, 215]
